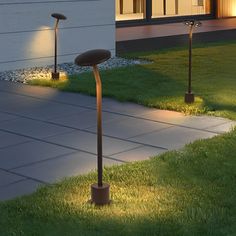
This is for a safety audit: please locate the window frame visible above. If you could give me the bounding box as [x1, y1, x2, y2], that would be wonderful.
[116, 0, 216, 27]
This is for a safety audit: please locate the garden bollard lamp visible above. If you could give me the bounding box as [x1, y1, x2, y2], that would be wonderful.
[51, 13, 67, 80]
[75, 49, 111, 206]
[184, 19, 201, 103]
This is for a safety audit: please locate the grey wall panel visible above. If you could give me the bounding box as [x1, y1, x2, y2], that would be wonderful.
[0, 25, 115, 71]
[0, 0, 115, 71]
[0, 1, 114, 33]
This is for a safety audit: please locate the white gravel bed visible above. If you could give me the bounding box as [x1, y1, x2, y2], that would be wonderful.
[0, 57, 149, 84]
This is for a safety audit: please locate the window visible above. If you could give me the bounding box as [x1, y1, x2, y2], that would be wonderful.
[152, 0, 211, 18]
[192, 0, 204, 6]
[116, 0, 146, 21]
[115, 0, 212, 22]
[217, 0, 236, 18]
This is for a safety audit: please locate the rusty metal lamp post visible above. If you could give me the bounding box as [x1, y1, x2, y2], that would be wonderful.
[184, 19, 201, 103]
[75, 49, 111, 206]
[51, 13, 67, 80]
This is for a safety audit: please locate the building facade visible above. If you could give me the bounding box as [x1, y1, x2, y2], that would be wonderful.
[116, 0, 236, 26]
[0, 0, 115, 71]
[0, 0, 236, 72]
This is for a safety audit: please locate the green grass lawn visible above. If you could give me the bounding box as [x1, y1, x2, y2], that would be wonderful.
[29, 40, 236, 120]
[4, 41, 235, 235]
[1, 128, 236, 236]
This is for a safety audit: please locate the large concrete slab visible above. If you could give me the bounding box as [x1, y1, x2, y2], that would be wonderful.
[0, 94, 39, 114]
[102, 98, 156, 116]
[139, 109, 188, 125]
[0, 112, 17, 122]
[0, 141, 76, 170]
[110, 145, 166, 162]
[45, 130, 141, 156]
[87, 116, 173, 139]
[140, 110, 230, 129]
[0, 169, 25, 187]
[50, 110, 124, 130]
[0, 83, 97, 108]
[0, 179, 42, 201]
[0, 93, 89, 120]
[0, 118, 74, 139]
[205, 121, 236, 134]
[129, 126, 218, 150]
[19, 102, 89, 121]
[174, 116, 229, 130]
[13, 152, 121, 184]
[0, 131, 31, 149]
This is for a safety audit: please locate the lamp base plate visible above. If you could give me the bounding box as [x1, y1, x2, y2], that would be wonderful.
[185, 92, 195, 103]
[91, 183, 110, 206]
[51, 72, 60, 80]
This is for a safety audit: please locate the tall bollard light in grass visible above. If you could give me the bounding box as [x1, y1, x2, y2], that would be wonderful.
[184, 19, 202, 103]
[75, 49, 111, 206]
[51, 13, 67, 80]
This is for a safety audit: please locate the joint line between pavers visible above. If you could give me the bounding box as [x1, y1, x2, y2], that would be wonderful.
[108, 144, 163, 158]
[36, 122, 170, 151]
[0, 128, 127, 164]
[127, 125, 174, 140]
[0, 90, 228, 134]
[1, 86, 234, 132]
[204, 121, 236, 129]
[0, 111, 170, 151]
[107, 144, 144, 157]
[0, 89, 97, 110]
[9, 150, 78, 171]
[0, 125, 169, 155]
[102, 155, 128, 164]
[105, 113, 228, 134]
[0, 167, 49, 185]
[0, 140, 32, 150]
[0, 178, 28, 188]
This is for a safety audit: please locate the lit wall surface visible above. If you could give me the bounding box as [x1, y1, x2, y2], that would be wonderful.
[116, 0, 211, 21]
[152, 0, 211, 17]
[0, 0, 115, 71]
[217, 0, 236, 18]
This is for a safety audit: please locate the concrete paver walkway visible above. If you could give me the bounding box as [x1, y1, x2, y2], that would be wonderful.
[0, 80, 235, 201]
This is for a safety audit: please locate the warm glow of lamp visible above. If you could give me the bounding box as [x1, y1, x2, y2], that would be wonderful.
[25, 25, 68, 83]
[29, 26, 54, 58]
[218, 0, 236, 17]
[232, 3, 236, 16]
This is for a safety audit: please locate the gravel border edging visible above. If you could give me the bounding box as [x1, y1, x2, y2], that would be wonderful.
[0, 57, 150, 83]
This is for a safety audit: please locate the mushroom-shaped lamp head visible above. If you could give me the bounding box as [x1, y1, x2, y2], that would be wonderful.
[51, 13, 67, 20]
[75, 49, 111, 67]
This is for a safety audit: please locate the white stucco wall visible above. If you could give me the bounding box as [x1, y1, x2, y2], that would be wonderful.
[0, 0, 115, 71]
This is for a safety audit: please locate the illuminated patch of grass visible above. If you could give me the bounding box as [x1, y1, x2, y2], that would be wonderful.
[1, 128, 236, 236]
[28, 40, 236, 120]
